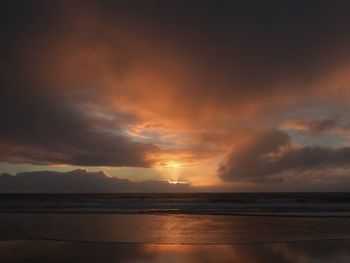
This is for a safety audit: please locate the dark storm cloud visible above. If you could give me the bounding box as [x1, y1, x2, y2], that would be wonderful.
[4, 0, 350, 109]
[0, 1, 160, 167]
[2, 0, 350, 175]
[296, 117, 339, 134]
[0, 169, 191, 193]
[285, 116, 341, 134]
[0, 73, 157, 167]
[75, 0, 350, 119]
[105, 0, 350, 99]
[219, 129, 350, 183]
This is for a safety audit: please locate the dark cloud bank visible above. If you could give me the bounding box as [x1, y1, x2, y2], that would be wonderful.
[297, 117, 339, 134]
[0, 75, 158, 167]
[2, 0, 350, 167]
[2, 0, 350, 192]
[0, 169, 191, 193]
[219, 129, 350, 183]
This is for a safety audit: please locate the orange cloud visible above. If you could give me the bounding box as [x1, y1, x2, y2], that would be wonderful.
[4, 1, 350, 189]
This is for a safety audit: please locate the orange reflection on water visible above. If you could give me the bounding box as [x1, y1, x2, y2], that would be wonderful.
[143, 244, 237, 263]
[141, 242, 343, 263]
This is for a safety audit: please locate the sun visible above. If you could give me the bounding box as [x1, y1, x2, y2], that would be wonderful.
[157, 160, 186, 183]
[164, 160, 183, 169]
[167, 179, 187, 185]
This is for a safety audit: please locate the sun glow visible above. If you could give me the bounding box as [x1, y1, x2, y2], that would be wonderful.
[167, 179, 187, 185]
[164, 160, 183, 169]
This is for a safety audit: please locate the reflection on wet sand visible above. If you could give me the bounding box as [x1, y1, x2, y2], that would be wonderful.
[2, 214, 350, 243]
[1, 240, 350, 263]
[144, 242, 350, 263]
[1, 213, 350, 262]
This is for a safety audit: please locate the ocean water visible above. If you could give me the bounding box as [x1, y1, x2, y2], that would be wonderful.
[1, 193, 350, 215]
[1, 193, 350, 262]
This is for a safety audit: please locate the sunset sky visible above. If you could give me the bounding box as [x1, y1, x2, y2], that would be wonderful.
[2, 1, 350, 191]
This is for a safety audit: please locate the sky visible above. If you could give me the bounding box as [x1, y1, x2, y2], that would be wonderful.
[2, 1, 350, 191]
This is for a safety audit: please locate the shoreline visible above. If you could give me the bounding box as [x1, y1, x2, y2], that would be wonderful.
[2, 213, 350, 244]
[1, 209, 350, 218]
[2, 213, 350, 262]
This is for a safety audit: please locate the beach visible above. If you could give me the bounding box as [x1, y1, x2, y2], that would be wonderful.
[2, 193, 350, 262]
[1, 212, 350, 262]
[2, 240, 350, 263]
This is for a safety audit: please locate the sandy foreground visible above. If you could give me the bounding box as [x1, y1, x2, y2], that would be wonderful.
[1, 213, 350, 262]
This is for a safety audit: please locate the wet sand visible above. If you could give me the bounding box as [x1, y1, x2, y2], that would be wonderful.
[1, 213, 350, 262]
[1, 213, 350, 243]
[1, 240, 350, 263]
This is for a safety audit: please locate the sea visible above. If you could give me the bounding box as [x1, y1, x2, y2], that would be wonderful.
[2, 193, 350, 262]
[1, 192, 350, 215]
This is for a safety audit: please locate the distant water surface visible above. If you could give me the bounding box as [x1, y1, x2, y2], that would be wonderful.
[1, 193, 350, 215]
